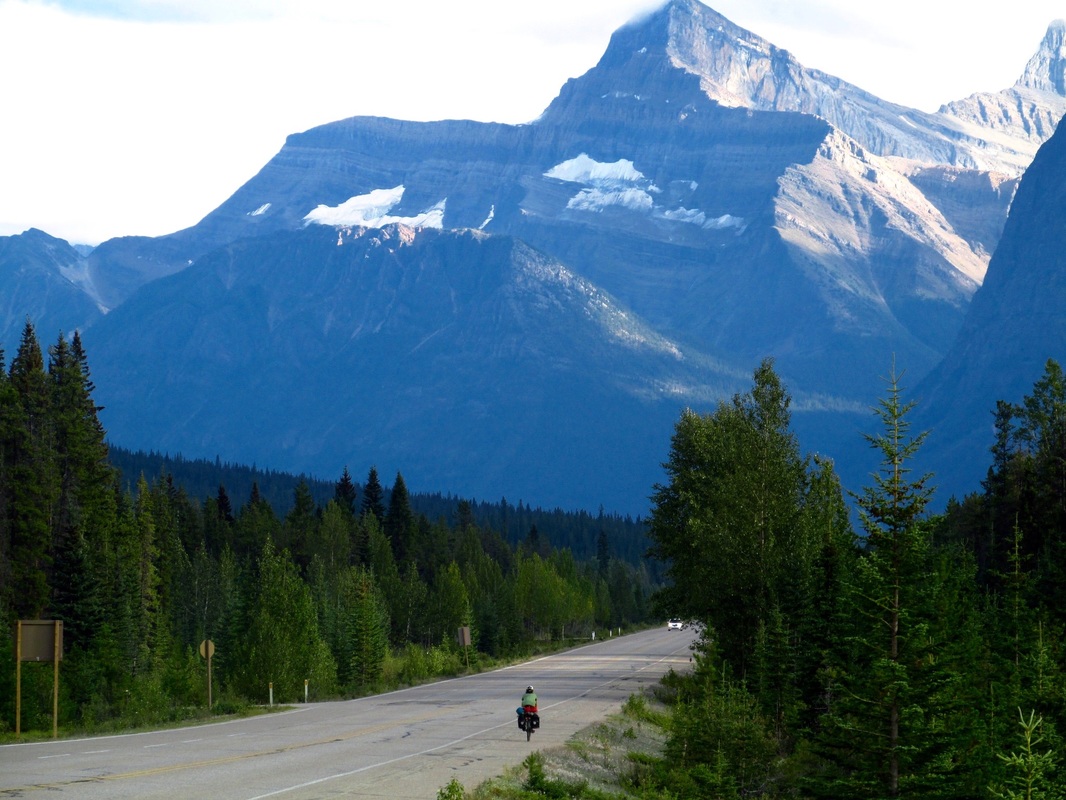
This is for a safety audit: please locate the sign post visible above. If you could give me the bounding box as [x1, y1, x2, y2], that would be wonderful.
[457, 626, 471, 669]
[199, 639, 215, 709]
[16, 620, 63, 739]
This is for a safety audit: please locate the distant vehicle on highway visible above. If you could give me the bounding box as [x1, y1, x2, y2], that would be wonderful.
[667, 618, 684, 630]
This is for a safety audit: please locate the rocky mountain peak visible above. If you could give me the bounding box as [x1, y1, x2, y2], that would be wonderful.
[1016, 19, 1066, 95]
[658, 0, 801, 108]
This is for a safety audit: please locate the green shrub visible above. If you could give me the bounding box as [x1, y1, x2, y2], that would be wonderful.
[436, 777, 466, 799]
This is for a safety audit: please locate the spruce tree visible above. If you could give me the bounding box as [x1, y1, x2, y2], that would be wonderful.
[7, 321, 54, 618]
[1018, 360, 1066, 628]
[346, 566, 389, 690]
[795, 456, 858, 731]
[384, 472, 413, 565]
[596, 529, 610, 579]
[234, 486, 278, 563]
[47, 331, 114, 650]
[809, 365, 960, 798]
[0, 345, 15, 620]
[283, 479, 317, 571]
[334, 466, 358, 517]
[361, 466, 385, 523]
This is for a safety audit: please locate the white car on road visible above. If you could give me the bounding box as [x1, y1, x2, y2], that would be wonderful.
[667, 618, 684, 630]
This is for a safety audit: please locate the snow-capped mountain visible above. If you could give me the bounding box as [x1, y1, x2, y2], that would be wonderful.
[4, 0, 1065, 511]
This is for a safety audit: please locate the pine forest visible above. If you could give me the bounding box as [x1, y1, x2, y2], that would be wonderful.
[4, 320, 1066, 798]
[0, 321, 655, 735]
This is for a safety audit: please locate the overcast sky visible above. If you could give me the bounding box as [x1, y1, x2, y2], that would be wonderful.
[1, 0, 1063, 245]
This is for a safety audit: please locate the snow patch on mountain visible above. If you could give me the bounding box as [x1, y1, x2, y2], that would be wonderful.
[304, 186, 446, 229]
[544, 153, 743, 230]
[545, 154, 645, 184]
[660, 207, 744, 230]
[568, 187, 655, 213]
[248, 203, 271, 216]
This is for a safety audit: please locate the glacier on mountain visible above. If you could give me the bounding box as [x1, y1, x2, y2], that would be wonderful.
[567, 187, 655, 213]
[304, 186, 446, 229]
[544, 154, 646, 184]
[544, 153, 742, 229]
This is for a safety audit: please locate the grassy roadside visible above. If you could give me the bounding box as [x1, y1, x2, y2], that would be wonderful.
[439, 690, 673, 800]
[3, 627, 657, 743]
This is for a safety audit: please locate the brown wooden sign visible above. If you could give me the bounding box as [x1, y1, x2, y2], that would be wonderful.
[16, 620, 63, 738]
[18, 619, 63, 662]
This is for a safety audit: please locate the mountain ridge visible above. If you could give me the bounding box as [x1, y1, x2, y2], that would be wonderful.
[4, 1, 1066, 513]
[85, 223, 756, 511]
[915, 113, 1066, 501]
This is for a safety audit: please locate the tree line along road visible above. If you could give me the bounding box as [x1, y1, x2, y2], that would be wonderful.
[1, 627, 697, 799]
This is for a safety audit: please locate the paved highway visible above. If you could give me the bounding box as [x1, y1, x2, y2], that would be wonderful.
[1, 627, 697, 799]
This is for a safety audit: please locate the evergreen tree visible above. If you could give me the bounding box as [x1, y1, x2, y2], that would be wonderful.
[205, 484, 235, 556]
[606, 559, 638, 626]
[991, 709, 1064, 800]
[0, 345, 16, 620]
[216, 484, 235, 524]
[48, 331, 114, 650]
[456, 499, 475, 533]
[430, 561, 470, 646]
[334, 466, 358, 517]
[307, 500, 351, 576]
[361, 466, 385, 523]
[234, 487, 278, 563]
[1018, 361, 1066, 626]
[384, 472, 413, 564]
[795, 456, 858, 730]
[346, 566, 389, 690]
[596, 529, 610, 579]
[854, 365, 932, 797]
[395, 560, 429, 645]
[349, 514, 370, 568]
[809, 365, 960, 798]
[230, 540, 337, 702]
[6, 321, 54, 618]
[130, 475, 163, 674]
[283, 479, 317, 571]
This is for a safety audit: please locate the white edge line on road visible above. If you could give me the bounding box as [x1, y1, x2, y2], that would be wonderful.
[245, 644, 692, 800]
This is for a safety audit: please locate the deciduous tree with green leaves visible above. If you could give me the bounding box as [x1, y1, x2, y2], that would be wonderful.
[648, 358, 814, 676]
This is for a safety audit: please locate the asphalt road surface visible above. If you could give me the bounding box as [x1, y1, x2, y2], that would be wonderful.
[1, 627, 697, 799]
